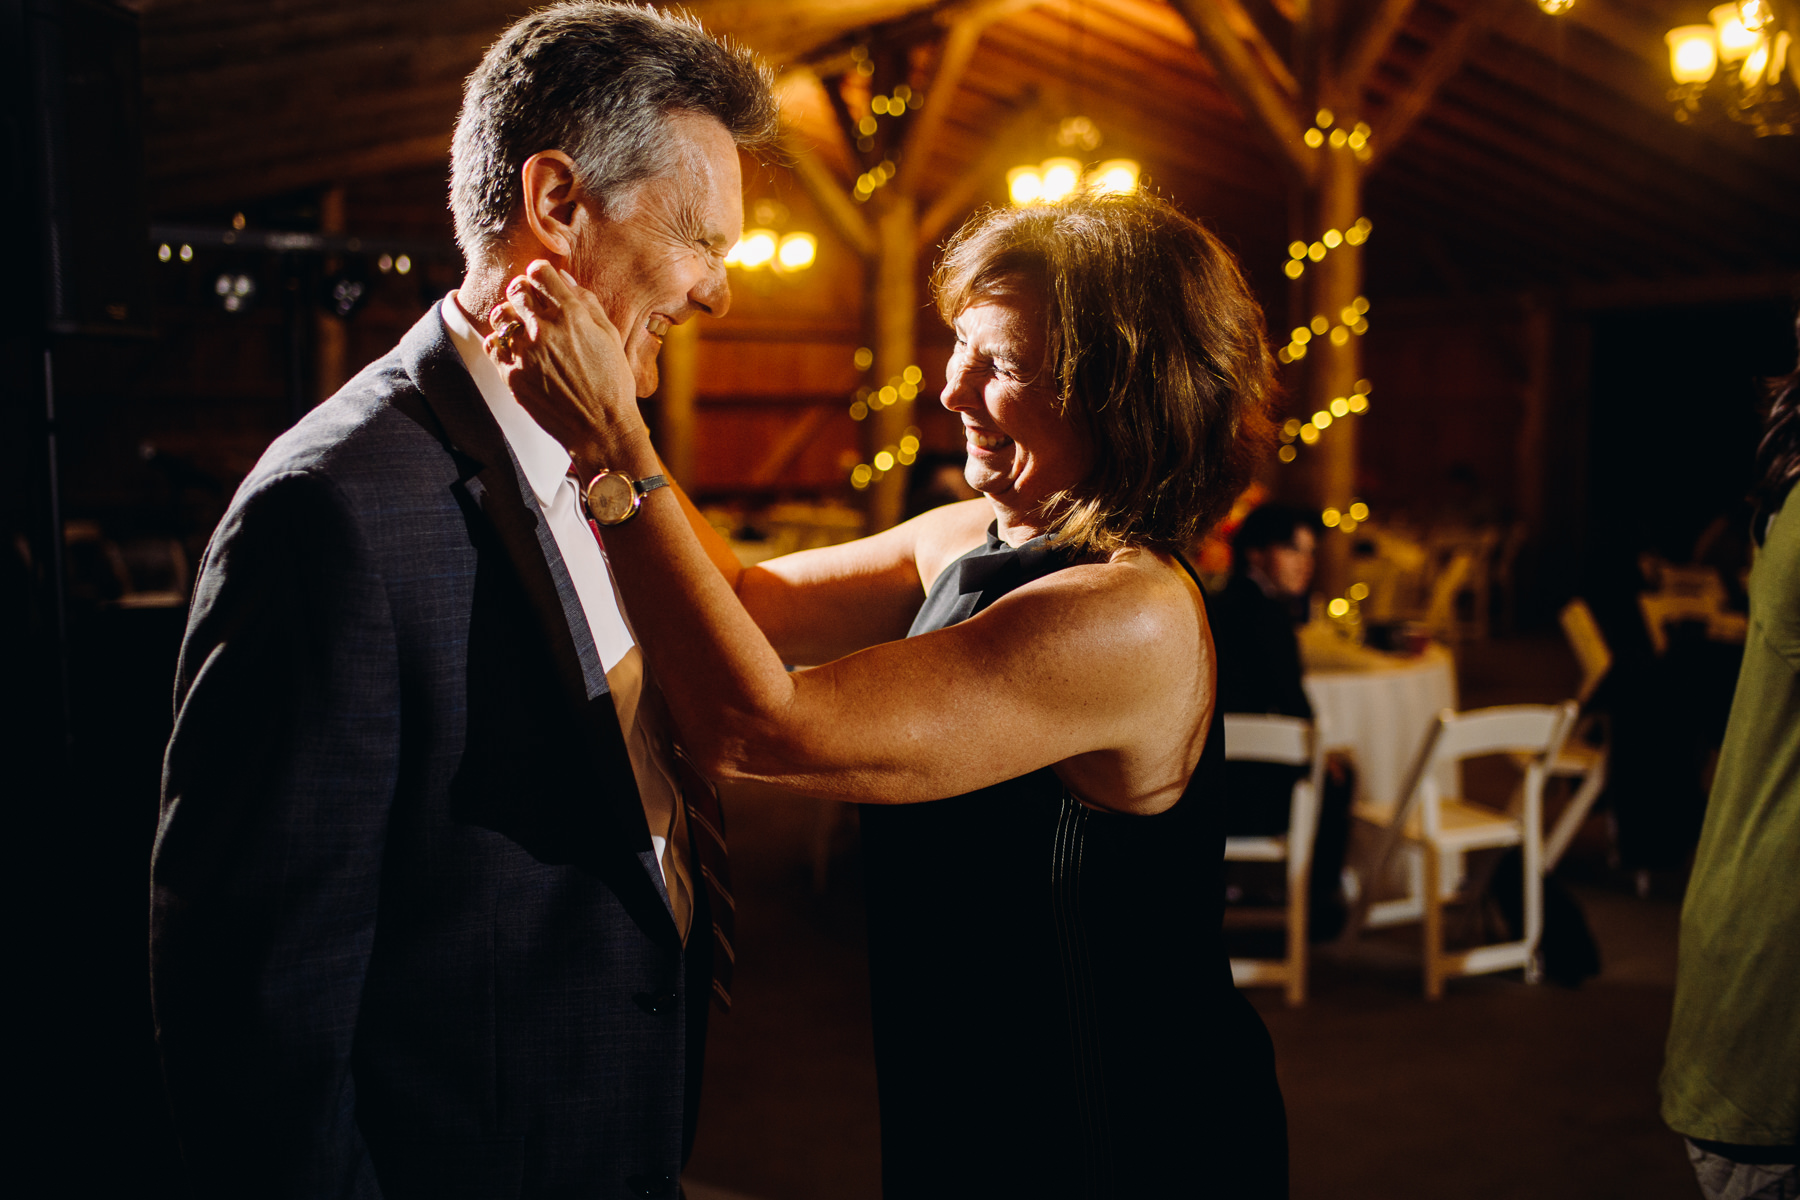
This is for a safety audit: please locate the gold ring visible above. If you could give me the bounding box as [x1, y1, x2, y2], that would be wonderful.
[493, 321, 518, 353]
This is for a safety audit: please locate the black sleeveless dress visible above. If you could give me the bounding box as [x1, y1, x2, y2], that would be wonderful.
[859, 525, 1288, 1199]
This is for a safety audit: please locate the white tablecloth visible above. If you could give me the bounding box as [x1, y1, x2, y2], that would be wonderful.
[1302, 643, 1458, 817]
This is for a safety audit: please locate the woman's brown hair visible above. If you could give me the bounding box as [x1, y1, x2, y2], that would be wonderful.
[933, 191, 1278, 556]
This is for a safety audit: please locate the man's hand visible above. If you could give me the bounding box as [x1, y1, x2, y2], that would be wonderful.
[485, 260, 646, 476]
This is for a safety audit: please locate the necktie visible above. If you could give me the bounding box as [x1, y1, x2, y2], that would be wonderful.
[585, 515, 736, 1012]
[671, 744, 736, 1012]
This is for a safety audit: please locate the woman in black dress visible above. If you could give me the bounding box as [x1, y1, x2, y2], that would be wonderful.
[490, 190, 1287, 1197]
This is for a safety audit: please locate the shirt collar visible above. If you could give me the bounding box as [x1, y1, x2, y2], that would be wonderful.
[440, 291, 572, 507]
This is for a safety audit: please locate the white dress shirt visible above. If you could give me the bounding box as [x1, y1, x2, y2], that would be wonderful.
[441, 293, 692, 941]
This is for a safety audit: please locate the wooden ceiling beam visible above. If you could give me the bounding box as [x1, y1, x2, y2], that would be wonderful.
[1440, 66, 1795, 263]
[1563, 270, 1800, 311]
[1008, 0, 1241, 92]
[151, 132, 454, 212]
[917, 95, 1050, 247]
[1474, 28, 1800, 211]
[983, 15, 1256, 128]
[1337, 0, 1418, 95]
[150, 115, 454, 184]
[1390, 123, 1729, 275]
[779, 129, 877, 260]
[790, 0, 1038, 69]
[1368, 0, 1503, 166]
[1167, 0, 1315, 181]
[1487, 3, 1800, 193]
[967, 28, 1292, 192]
[897, 16, 986, 194]
[1369, 164, 1633, 279]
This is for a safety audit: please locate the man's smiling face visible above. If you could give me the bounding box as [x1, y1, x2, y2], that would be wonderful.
[570, 111, 743, 397]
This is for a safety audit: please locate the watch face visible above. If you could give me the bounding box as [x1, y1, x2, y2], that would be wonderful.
[588, 472, 637, 524]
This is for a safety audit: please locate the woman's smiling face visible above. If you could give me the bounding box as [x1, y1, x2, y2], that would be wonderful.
[941, 282, 1093, 538]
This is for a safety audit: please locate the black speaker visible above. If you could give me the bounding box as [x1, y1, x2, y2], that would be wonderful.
[26, 0, 153, 336]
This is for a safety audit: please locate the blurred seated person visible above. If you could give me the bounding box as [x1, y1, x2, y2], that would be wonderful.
[1210, 504, 1352, 939]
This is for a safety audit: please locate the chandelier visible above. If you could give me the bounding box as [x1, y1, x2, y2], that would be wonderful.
[1663, 1, 1795, 135]
[1006, 116, 1140, 206]
[722, 199, 818, 275]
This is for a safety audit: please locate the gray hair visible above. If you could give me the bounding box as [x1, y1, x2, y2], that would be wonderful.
[450, 2, 778, 256]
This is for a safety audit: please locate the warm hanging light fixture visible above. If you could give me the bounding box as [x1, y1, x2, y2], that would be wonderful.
[1008, 8, 1145, 205]
[1006, 154, 1140, 206]
[723, 199, 818, 276]
[1663, 0, 1794, 134]
[1667, 25, 1721, 82]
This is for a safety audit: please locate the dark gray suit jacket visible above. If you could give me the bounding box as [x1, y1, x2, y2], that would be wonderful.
[151, 308, 709, 1200]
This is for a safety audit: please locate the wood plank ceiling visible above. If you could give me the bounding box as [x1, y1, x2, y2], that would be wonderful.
[128, 0, 1800, 301]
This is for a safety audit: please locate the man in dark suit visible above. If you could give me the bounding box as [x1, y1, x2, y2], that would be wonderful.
[149, 7, 776, 1198]
[1211, 504, 1351, 939]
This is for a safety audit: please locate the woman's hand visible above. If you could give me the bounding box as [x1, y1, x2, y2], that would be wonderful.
[484, 260, 646, 475]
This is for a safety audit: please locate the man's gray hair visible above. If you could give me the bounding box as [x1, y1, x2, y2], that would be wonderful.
[450, 2, 778, 256]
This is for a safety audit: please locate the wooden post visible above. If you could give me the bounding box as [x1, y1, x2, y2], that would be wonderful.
[658, 317, 700, 488]
[1304, 143, 1364, 594]
[867, 192, 919, 533]
[1171, 0, 1496, 595]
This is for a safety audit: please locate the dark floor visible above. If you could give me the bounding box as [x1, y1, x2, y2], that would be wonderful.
[681, 635, 1700, 1200]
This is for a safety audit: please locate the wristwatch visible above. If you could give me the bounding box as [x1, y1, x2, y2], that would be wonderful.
[582, 470, 670, 525]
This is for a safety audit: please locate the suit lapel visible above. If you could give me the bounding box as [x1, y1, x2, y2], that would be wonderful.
[396, 309, 679, 948]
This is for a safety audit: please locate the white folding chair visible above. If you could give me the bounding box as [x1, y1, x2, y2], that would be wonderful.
[1421, 552, 1475, 643]
[1351, 702, 1577, 999]
[1223, 714, 1328, 1006]
[1540, 600, 1613, 872]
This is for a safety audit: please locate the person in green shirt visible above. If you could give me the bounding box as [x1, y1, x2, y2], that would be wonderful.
[1661, 318, 1800, 1200]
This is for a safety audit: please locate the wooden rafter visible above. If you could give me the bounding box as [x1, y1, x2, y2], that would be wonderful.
[1221, 0, 1300, 100]
[917, 94, 1050, 249]
[778, 125, 877, 260]
[896, 15, 985, 194]
[1369, 0, 1501, 166]
[1475, 29, 1800, 205]
[1167, 0, 1316, 181]
[1337, 0, 1418, 95]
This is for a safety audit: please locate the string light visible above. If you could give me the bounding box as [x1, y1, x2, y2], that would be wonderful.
[1276, 380, 1374, 465]
[1303, 111, 1373, 159]
[849, 428, 923, 489]
[1319, 499, 1370, 535]
[849, 366, 924, 420]
[1275, 296, 1371, 363]
[1284, 217, 1373, 279]
[854, 160, 899, 202]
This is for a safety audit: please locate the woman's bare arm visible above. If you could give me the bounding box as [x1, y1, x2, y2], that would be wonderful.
[489, 262, 1204, 811]
[659, 434, 990, 663]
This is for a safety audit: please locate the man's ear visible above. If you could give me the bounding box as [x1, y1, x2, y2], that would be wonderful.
[519, 150, 582, 260]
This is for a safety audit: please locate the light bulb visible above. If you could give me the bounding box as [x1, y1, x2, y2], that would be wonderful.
[1007, 166, 1044, 206]
[1038, 158, 1082, 203]
[777, 232, 817, 271]
[734, 229, 777, 269]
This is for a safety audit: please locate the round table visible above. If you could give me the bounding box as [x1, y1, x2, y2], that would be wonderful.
[1301, 642, 1458, 817]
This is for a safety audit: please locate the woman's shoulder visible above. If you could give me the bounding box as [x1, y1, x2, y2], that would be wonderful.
[907, 498, 997, 590]
[999, 546, 1207, 649]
